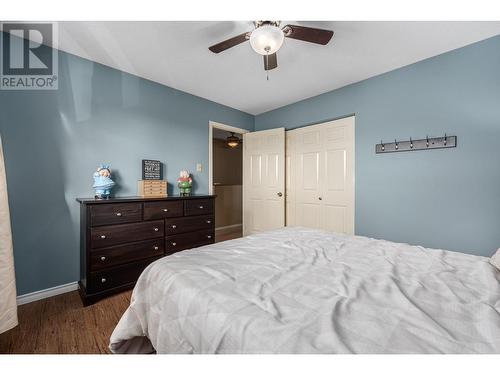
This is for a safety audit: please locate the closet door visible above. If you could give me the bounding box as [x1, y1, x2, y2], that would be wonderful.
[285, 131, 296, 226]
[243, 128, 285, 236]
[294, 125, 324, 229]
[289, 116, 354, 234]
[321, 117, 355, 234]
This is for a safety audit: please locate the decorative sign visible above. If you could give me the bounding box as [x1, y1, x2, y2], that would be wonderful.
[142, 159, 162, 180]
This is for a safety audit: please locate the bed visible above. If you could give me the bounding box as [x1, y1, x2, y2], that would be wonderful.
[109, 227, 500, 354]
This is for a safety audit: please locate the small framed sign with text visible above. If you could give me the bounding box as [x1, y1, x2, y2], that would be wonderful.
[142, 159, 162, 180]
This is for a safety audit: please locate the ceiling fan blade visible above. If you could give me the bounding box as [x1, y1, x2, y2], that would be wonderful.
[263, 53, 278, 71]
[208, 32, 250, 53]
[282, 25, 333, 45]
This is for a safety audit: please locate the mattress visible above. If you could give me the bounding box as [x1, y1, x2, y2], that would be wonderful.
[109, 227, 500, 354]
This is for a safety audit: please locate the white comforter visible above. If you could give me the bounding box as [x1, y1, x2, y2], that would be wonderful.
[109, 227, 500, 354]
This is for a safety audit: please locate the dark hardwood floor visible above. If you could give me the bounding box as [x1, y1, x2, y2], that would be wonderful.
[215, 225, 242, 243]
[0, 290, 131, 354]
[0, 231, 243, 354]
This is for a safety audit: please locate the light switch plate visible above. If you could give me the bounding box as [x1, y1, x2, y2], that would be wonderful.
[196, 163, 202, 172]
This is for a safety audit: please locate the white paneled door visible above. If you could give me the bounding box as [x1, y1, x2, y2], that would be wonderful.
[243, 128, 285, 236]
[287, 116, 355, 234]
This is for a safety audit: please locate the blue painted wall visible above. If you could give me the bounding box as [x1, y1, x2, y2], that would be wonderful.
[0, 49, 254, 295]
[255, 35, 500, 257]
[2, 34, 499, 295]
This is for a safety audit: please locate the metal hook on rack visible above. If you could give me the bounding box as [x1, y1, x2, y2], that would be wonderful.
[376, 134, 456, 154]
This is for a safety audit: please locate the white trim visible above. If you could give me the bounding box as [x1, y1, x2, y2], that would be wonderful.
[352, 116, 356, 234]
[208, 121, 249, 195]
[16, 281, 78, 306]
[215, 223, 242, 231]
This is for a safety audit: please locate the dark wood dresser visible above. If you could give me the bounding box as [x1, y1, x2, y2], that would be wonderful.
[76, 195, 215, 305]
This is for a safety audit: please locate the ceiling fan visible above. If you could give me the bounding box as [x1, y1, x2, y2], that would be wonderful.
[208, 21, 334, 72]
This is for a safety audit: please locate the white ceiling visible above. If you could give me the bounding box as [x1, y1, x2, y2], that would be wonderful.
[53, 21, 500, 115]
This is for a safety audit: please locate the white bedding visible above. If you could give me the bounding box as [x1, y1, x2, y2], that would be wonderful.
[109, 227, 500, 354]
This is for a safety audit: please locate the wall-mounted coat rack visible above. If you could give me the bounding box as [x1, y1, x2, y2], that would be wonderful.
[376, 134, 457, 154]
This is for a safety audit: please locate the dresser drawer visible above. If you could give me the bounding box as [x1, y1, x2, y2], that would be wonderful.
[184, 199, 214, 216]
[165, 215, 214, 235]
[143, 201, 183, 220]
[88, 257, 160, 293]
[90, 239, 164, 271]
[90, 220, 164, 249]
[90, 203, 142, 226]
[166, 229, 215, 252]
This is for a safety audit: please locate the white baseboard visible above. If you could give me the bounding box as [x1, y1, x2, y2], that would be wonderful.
[16, 281, 78, 306]
[16, 225, 240, 305]
[215, 224, 242, 231]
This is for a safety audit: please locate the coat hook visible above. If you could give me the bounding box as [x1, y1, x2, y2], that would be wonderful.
[381, 140, 385, 151]
[444, 133, 447, 146]
[426, 135, 429, 147]
[410, 137, 413, 149]
[395, 139, 398, 150]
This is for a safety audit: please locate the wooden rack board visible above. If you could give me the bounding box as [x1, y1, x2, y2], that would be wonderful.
[376, 135, 457, 154]
[137, 180, 167, 197]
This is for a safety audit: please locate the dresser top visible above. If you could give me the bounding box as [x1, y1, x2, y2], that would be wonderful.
[76, 195, 215, 204]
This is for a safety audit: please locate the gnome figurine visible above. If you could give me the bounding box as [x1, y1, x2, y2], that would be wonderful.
[93, 165, 115, 199]
[177, 170, 192, 196]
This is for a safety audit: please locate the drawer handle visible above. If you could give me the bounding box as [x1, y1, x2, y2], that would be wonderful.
[207, 235, 212, 239]
[154, 227, 159, 232]
[206, 220, 211, 224]
[199, 206, 204, 209]
[100, 235, 106, 239]
[100, 256, 106, 261]
[116, 212, 122, 217]
[101, 278, 106, 283]
[171, 224, 177, 229]
[163, 208, 169, 212]
[154, 246, 159, 250]
[172, 242, 177, 246]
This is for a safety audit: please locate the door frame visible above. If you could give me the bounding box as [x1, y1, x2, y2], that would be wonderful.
[208, 121, 249, 195]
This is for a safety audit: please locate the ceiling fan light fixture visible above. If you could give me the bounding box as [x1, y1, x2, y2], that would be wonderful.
[249, 24, 284, 55]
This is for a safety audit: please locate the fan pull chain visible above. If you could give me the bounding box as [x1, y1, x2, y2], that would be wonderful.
[266, 51, 269, 81]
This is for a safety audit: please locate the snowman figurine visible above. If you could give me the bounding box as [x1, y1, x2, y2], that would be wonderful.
[93, 165, 116, 199]
[177, 170, 192, 196]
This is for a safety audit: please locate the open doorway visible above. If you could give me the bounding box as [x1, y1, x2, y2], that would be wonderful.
[208, 121, 249, 242]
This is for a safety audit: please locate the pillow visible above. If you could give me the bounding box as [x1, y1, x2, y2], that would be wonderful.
[490, 248, 500, 271]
